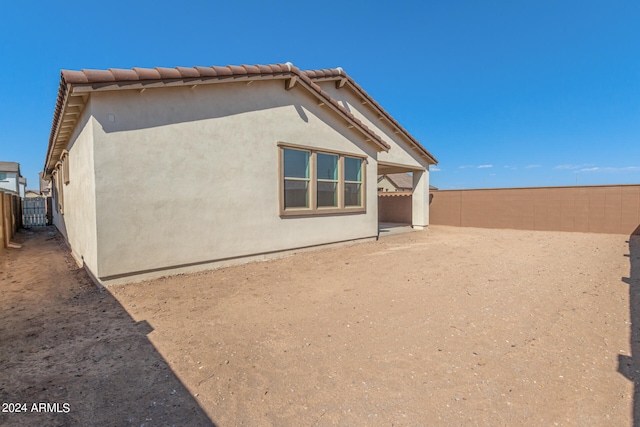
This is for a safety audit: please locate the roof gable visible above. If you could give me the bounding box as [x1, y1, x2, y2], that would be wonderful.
[303, 68, 437, 165]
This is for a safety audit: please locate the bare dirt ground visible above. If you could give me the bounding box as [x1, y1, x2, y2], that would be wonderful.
[1, 225, 638, 426]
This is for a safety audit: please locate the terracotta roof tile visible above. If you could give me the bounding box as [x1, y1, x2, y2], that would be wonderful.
[176, 66, 201, 78]
[256, 64, 273, 73]
[269, 64, 285, 73]
[211, 65, 233, 76]
[242, 65, 260, 74]
[45, 62, 400, 173]
[82, 69, 116, 83]
[378, 191, 412, 197]
[133, 67, 162, 79]
[155, 67, 183, 79]
[228, 65, 247, 75]
[193, 66, 217, 77]
[109, 68, 140, 81]
[61, 70, 89, 84]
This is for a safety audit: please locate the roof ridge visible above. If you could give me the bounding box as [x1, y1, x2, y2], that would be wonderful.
[62, 63, 295, 85]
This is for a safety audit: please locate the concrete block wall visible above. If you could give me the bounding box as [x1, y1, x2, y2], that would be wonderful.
[430, 185, 640, 235]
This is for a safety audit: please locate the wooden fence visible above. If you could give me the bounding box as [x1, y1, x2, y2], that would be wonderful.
[0, 192, 22, 251]
[430, 185, 640, 235]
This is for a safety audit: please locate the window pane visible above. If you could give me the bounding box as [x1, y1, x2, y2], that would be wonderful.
[284, 149, 309, 179]
[317, 153, 338, 180]
[317, 181, 337, 207]
[284, 180, 308, 208]
[344, 183, 362, 206]
[344, 157, 362, 182]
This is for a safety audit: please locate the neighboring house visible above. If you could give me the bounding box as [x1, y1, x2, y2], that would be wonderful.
[378, 173, 414, 192]
[25, 190, 42, 198]
[378, 173, 438, 192]
[43, 63, 437, 285]
[18, 177, 26, 198]
[39, 172, 51, 197]
[0, 161, 26, 197]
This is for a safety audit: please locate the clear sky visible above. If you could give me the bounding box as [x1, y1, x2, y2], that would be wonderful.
[1, 0, 638, 190]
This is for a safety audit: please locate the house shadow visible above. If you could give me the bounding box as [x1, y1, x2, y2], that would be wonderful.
[619, 225, 640, 425]
[0, 228, 216, 427]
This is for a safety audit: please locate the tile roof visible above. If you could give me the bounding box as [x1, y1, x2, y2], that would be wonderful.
[382, 173, 414, 189]
[377, 191, 412, 197]
[0, 161, 20, 173]
[303, 68, 437, 164]
[45, 63, 437, 174]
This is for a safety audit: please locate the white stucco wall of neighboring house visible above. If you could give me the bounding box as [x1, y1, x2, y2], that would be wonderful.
[18, 178, 26, 198]
[315, 82, 430, 171]
[0, 173, 18, 195]
[89, 80, 380, 281]
[52, 100, 99, 275]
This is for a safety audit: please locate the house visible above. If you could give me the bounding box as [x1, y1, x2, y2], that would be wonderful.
[43, 63, 437, 285]
[39, 172, 51, 197]
[378, 173, 414, 192]
[0, 162, 26, 197]
[378, 173, 439, 192]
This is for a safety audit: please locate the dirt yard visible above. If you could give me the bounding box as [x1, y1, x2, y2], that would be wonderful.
[1, 225, 638, 426]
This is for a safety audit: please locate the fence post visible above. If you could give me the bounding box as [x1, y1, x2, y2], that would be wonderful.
[3, 193, 11, 247]
[0, 192, 5, 249]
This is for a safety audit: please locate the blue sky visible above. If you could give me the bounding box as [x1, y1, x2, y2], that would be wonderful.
[0, 0, 638, 190]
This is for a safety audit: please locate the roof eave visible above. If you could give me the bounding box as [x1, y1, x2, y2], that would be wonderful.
[45, 64, 393, 174]
[303, 71, 438, 165]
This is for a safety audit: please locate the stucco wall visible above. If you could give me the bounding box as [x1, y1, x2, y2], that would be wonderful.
[0, 173, 18, 194]
[90, 80, 380, 279]
[430, 185, 640, 235]
[316, 82, 428, 171]
[52, 102, 99, 273]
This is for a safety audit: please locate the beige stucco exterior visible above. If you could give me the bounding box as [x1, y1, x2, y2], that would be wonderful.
[315, 82, 429, 172]
[52, 101, 99, 275]
[316, 81, 431, 229]
[49, 69, 434, 285]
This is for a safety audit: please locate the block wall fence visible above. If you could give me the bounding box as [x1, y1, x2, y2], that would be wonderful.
[429, 185, 640, 235]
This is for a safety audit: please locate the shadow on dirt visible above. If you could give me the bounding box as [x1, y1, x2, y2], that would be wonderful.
[0, 228, 215, 426]
[619, 226, 640, 426]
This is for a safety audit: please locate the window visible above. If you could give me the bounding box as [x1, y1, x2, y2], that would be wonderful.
[0, 173, 6, 181]
[280, 143, 365, 215]
[344, 156, 362, 207]
[283, 148, 310, 208]
[317, 153, 338, 207]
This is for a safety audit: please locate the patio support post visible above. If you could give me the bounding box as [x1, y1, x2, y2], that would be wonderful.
[412, 169, 429, 229]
